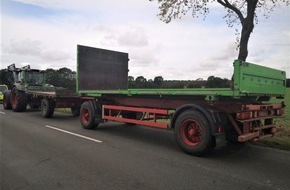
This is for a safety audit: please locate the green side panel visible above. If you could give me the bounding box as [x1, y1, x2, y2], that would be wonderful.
[78, 88, 234, 97]
[233, 60, 286, 97]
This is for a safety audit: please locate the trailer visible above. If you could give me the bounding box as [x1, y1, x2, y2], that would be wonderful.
[3, 64, 84, 118]
[77, 45, 286, 156]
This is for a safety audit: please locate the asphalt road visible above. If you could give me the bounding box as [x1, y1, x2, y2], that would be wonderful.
[1, 106, 290, 190]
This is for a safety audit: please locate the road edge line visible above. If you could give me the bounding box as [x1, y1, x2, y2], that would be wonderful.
[44, 125, 103, 143]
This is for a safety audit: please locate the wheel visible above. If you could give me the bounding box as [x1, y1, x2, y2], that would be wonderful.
[3, 91, 12, 110]
[11, 87, 27, 112]
[71, 107, 80, 117]
[80, 101, 99, 129]
[41, 99, 55, 118]
[174, 110, 213, 156]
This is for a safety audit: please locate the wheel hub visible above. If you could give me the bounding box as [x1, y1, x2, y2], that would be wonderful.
[181, 119, 202, 146]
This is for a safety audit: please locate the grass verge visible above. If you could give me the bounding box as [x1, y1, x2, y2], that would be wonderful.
[252, 127, 290, 151]
[55, 108, 72, 114]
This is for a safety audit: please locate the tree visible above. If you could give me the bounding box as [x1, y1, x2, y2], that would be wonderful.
[128, 76, 135, 82]
[135, 76, 147, 88]
[151, 0, 289, 61]
[45, 68, 60, 86]
[154, 76, 164, 87]
[45, 68, 76, 90]
[136, 76, 147, 83]
[205, 75, 230, 88]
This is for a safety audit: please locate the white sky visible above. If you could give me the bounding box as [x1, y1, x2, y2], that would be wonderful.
[1, 0, 289, 80]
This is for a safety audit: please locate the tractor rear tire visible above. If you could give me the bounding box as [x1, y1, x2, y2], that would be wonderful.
[3, 91, 12, 110]
[11, 87, 27, 112]
[41, 99, 55, 118]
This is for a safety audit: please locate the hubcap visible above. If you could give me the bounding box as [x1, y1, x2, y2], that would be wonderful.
[180, 119, 202, 146]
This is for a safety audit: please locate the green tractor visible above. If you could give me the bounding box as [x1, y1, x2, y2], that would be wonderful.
[3, 64, 55, 112]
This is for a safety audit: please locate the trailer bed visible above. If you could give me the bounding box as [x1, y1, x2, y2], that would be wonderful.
[77, 45, 286, 100]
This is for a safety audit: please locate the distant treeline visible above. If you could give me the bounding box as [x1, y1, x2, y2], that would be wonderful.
[128, 76, 230, 89]
[0, 68, 289, 90]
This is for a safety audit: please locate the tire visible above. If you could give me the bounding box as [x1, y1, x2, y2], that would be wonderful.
[3, 91, 12, 110]
[80, 101, 99, 129]
[174, 110, 213, 156]
[11, 87, 27, 112]
[71, 107, 80, 117]
[41, 99, 55, 118]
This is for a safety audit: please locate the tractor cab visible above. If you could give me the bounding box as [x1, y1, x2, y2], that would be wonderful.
[8, 64, 45, 86]
[19, 69, 45, 86]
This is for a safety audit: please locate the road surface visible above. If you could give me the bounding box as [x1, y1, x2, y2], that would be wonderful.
[1, 107, 290, 190]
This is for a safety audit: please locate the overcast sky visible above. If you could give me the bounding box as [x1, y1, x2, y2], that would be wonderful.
[1, 0, 289, 80]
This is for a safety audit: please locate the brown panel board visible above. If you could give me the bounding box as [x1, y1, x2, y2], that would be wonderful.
[77, 45, 129, 91]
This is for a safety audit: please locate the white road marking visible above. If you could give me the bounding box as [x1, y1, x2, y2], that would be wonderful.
[0, 111, 6, 114]
[44, 125, 103, 143]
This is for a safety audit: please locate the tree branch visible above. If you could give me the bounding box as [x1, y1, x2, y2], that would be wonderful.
[217, 0, 245, 24]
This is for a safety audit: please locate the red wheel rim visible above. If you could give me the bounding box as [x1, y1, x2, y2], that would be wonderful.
[12, 92, 17, 107]
[180, 119, 202, 146]
[82, 107, 90, 125]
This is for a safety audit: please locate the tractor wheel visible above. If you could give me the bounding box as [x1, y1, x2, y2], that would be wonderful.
[174, 110, 213, 156]
[11, 87, 27, 112]
[3, 91, 12, 110]
[41, 99, 55, 118]
[80, 101, 99, 129]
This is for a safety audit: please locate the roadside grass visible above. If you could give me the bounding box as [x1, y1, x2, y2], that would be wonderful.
[254, 88, 290, 150]
[252, 127, 290, 151]
[55, 108, 72, 114]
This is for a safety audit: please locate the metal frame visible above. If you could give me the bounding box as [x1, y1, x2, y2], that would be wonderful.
[102, 105, 170, 129]
[227, 103, 284, 142]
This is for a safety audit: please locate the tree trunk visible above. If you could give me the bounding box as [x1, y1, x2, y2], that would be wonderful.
[238, 0, 258, 61]
[238, 22, 253, 61]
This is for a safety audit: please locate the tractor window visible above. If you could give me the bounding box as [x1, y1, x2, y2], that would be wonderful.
[27, 72, 44, 85]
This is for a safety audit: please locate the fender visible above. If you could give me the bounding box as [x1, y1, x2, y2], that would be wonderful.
[89, 100, 104, 122]
[171, 104, 219, 136]
[12, 84, 26, 92]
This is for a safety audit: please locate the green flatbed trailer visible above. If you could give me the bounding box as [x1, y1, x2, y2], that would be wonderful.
[77, 45, 286, 156]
